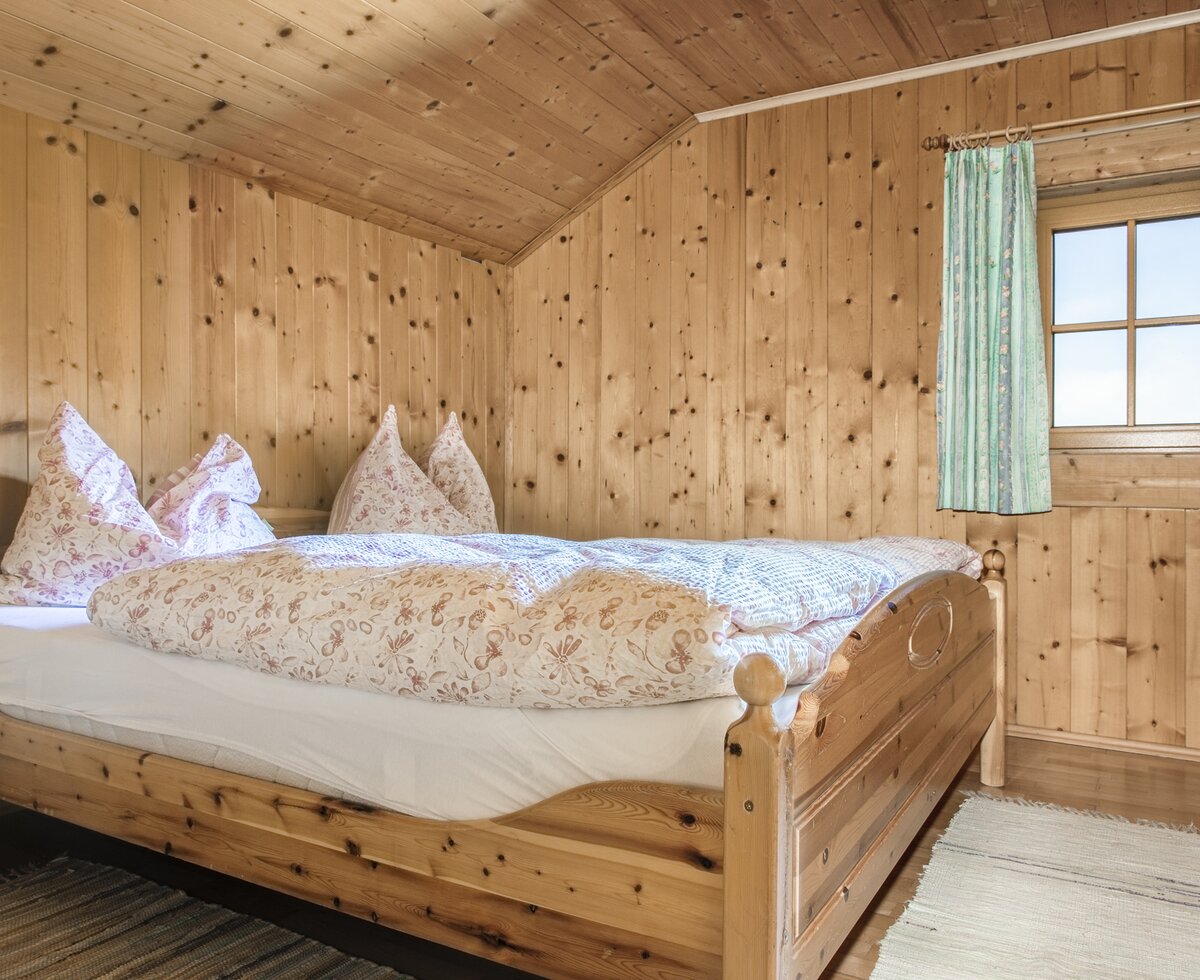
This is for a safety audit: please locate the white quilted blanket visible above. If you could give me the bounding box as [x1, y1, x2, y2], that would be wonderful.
[87, 534, 981, 708]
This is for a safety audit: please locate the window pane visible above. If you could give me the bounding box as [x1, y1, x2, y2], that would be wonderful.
[1135, 324, 1200, 424]
[1053, 225, 1127, 325]
[1135, 215, 1200, 319]
[1053, 330, 1127, 427]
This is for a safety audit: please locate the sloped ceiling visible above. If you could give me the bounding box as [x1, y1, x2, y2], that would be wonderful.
[0, 0, 1195, 261]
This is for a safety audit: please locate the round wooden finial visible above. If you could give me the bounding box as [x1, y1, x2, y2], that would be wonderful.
[734, 653, 787, 707]
[983, 549, 1005, 575]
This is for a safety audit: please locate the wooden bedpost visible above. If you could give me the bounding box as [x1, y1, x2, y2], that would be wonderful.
[979, 548, 1007, 787]
[723, 652, 791, 980]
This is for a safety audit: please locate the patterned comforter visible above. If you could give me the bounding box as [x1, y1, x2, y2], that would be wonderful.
[87, 534, 981, 708]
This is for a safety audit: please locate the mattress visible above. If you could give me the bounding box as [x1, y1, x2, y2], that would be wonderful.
[0, 606, 803, 820]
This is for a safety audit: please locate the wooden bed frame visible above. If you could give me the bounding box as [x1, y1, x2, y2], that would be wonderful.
[0, 536, 1007, 980]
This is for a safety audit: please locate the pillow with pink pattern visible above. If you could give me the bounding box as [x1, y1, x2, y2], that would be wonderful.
[328, 405, 473, 535]
[421, 412, 497, 533]
[0, 402, 274, 606]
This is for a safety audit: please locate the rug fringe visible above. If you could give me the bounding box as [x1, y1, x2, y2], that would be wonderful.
[0, 852, 72, 884]
[959, 789, 1199, 834]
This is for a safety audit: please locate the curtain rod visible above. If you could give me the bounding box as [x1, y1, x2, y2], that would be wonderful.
[921, 98, 1200, 151]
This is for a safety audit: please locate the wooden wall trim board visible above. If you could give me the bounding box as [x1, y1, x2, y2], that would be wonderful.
[693, 10, 1200, 123]
[507, 24, 1200, 757]
[1010, 725, 1200, 763]
[0, 107, 508, 546]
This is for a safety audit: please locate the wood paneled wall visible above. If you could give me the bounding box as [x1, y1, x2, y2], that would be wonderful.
[0, 105, 508, 544]
[509, 26, 1200, 752]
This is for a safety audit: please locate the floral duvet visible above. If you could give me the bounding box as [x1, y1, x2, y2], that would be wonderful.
[87, 534, 981, 708]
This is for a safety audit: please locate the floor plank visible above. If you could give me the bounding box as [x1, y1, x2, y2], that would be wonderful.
[1, 737, 1196, 979]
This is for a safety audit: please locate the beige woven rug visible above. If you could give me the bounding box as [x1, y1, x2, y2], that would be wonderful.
[872, 794, 1200, 979]
[0, 856, 413, 979]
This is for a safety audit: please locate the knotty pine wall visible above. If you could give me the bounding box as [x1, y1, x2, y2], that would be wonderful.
[0, 105, 508, 545]
[508, 26, 1200, 753]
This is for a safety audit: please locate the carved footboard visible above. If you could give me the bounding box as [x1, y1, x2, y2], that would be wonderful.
[723, 553, 1006, 979]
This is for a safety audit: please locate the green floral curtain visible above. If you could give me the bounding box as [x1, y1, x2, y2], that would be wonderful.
[937, 142, 1051, 515]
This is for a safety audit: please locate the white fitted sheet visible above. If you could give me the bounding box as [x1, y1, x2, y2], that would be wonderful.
[0, 606, 803, 820]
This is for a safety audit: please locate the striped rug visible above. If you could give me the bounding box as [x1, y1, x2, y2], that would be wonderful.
[872, 794, 1200, 979]
[0, 856, 414, 979]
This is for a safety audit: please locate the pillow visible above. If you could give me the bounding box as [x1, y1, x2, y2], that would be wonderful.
[147, 434, 276, 556]
[422, 412, 498, 533]
[328, 405, 472, 535]
[0, 402, 273, 606]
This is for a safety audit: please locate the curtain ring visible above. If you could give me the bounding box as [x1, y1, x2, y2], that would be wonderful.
[1005, 124, 1019, 143]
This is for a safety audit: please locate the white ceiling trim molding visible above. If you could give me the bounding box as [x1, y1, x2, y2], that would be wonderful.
[696, 10, 1200, 123]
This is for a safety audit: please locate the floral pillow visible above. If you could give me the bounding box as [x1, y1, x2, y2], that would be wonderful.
[422, 412, 498, 533]
[328, 406, 473, 535]
[0, 402, 274, 607]
[147, 434, 275, 556]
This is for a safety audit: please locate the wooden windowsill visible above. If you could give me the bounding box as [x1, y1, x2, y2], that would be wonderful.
[1051, 448, 1200, 508]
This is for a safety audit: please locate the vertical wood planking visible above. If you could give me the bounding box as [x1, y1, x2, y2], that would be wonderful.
[599, 176, 638, 537]
[870, 83, 920, 536]
[510, 256, 540, 532]
[275, 195, 316, 509]
[485, 262, 509, 530]
[27, 118, 87, 473]
[140, 157, 191, 500]
[538, 231, 570, 536]
[3, 104, 507, 538]
[388, 232, 416, 449]
[915, 71, 966, 543]
[436, 246, 462, 434]
[87, 137, 142, 480]
[1126, 26, 1186, 107]
[348, 220, 382, 460]
[568, 208, 602, 541]
[1126, 508, 1187, 745]
[0, 107, 28, 542]
[189, 168, 237, 455]
[379, 229, 412, 444]
[312, 206, 349, 508]
[826, 91, 873, 541]
[635, 148, 671, 537]
[234, 180, 277, 501]
[500, 26, 1200, 752]
[410, 240, 440, 458]
[1015, 49, 1071, 127]
[668, 127, 709, 540]
[784, 100, 829, 541]
[1015, 510, 1072, 731]
[1069, 39, 1127, 116]
[461, 260, 485, 464]
[705, 116, 746, 541]
[743, 109, 787, 538]
[1070, 507, 1128, 737]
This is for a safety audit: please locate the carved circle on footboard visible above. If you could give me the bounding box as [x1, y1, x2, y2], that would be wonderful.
[907, 596, 953, 669]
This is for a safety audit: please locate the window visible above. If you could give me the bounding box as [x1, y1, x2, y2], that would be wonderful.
[1039, 183, 1200, 450]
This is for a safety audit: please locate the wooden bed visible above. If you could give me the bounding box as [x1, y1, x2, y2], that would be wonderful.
[0, 524, 1007, 980]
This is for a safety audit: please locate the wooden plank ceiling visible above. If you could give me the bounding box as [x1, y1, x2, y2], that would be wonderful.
[0, 0, 1195, 261]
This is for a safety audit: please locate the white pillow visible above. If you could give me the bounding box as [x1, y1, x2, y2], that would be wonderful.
[0, 402, 274, 606]
[328, 406, 472, 535]
[422, 412, 498, 533]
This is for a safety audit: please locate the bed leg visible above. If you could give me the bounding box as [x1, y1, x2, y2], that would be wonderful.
[980, 548, 1007, 788]
[723, 654, 791, 980]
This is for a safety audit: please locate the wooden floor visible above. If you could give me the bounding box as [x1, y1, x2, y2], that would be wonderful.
[825, 736, 1200, 979]
[1, 736, 1197, 979]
